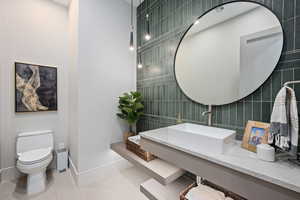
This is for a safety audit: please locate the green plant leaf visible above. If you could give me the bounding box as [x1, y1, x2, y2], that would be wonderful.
[116, 91, 144, 127]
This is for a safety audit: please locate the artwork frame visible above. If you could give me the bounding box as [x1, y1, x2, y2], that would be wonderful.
[15, 62, 58, 113]
[242, 120, 270, 152]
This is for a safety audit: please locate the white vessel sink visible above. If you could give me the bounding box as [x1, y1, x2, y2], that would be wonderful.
[140, 123, 236, 154]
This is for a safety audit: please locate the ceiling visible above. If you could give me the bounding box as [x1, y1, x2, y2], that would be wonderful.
[52, 0, 71, 7]
[51, 0, 142, 7]
[124, 0, 143, 7]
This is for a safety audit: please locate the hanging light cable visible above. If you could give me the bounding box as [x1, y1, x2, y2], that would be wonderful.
[144, 1, 151, 41]
[137, 0, 143, 69]
[129, 0, 134, 51]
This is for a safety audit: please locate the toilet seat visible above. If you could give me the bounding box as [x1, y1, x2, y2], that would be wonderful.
[18, 147, 52, 165]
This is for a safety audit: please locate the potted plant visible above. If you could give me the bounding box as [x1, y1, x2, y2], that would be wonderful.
[117, 91, 144, 142]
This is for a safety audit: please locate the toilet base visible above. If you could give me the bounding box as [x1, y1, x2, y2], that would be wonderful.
[27, 171, 46, 195]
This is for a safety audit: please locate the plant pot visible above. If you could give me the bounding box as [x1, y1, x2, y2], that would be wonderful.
[123, 132, 135, 143]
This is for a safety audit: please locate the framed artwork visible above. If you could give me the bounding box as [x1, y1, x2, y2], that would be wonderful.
[242, 120, 270, 152]
[15, 62, 57, 112]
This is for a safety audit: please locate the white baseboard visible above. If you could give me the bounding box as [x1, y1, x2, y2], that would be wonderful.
[68, 156, 127, 186]
[68, 156, 79, 185]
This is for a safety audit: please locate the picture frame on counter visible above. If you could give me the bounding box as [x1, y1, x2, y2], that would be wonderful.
[242, 120, 270, 153]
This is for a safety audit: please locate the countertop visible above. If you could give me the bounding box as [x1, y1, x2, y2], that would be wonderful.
[140, 128, 300, 193]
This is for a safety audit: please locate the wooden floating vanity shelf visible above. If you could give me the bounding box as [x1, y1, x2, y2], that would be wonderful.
[126, 139, 156, 162]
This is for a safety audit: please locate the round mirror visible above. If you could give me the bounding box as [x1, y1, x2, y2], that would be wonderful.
[174, 1, 283, 105]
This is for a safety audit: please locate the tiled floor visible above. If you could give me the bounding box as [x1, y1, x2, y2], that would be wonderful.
[0, 160, 150, 200]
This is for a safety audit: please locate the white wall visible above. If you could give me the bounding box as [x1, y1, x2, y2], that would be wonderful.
[0, 0, 136, 181]
[75, 0, 136, 172]
[68, 0, 80, 171]
[0, 0, 69, 178]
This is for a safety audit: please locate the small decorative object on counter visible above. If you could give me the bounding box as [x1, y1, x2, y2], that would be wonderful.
[116, 91, 144, 142]
[256, 144, 275, 162]
[242, 121, 270, 152]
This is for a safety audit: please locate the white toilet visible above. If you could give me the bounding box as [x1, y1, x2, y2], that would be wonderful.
[16, 130, 54, 195]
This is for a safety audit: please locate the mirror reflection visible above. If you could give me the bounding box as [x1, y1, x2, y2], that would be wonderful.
[175, 2, 283, 105]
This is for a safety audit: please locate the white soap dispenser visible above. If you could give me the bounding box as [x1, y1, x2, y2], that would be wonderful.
[256, 144, 275, 162]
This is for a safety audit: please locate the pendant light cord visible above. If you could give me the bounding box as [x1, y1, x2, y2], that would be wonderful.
[131, 0, 133, 29]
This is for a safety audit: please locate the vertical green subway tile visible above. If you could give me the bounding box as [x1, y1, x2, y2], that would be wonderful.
[192, 103, 197, 121]
[212, 0, 219, 7]
[236, 101, 244, 127]
[165, 101, 169, 117]
[295, 68, 300, 100]
[169, 84, 175, 100]
[206, 0, 212, 10]
[272, 70, 282, 100]
[221, 105, 230, 125]
[192, 0, 199, 18]
[244, 102, 253, 125]
[163, 85, 167, 100]
[163, 101, 167, 117]
[253, 87, 262, 101]
[253, 102, 261, 121]
[296, 16, 300, 50]
[195, 103, 201, 122]
[212, 106, 217, 124]
[229, 103, 237, 126]
[283, 18, 295, 52]
[297, 0, 300, 17]
[172, 102, 181, 117]
[262, 77, 271, 101]
[284, 0, 295, 21]
[272, 0, 283, 22]
[176, 86, 181, 100]
[167, 102, 172, 118]
[262, 102, 271, 123]
[244, 93, 253, 102]
[283, 69, 294, 85]
[216, 106, 222, 124]
[264, 0, 272, 9]
[160, 101, 164, 116]
[181, 101, 186, 119]
[157, 101, 161, 116]
[188, 102, 193, 120]
[154, 101, 159, 115]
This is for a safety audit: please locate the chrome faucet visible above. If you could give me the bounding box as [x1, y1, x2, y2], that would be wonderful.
[202, 105, 212, 126]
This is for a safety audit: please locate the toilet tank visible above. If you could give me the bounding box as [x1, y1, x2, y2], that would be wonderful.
[16, 130, 54, 155]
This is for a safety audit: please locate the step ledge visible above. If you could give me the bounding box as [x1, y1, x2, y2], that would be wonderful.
[111, 142, 185, 185]
[140, 176, 195, 200]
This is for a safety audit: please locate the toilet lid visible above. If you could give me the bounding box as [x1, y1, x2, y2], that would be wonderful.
[18, 147, 52, 165]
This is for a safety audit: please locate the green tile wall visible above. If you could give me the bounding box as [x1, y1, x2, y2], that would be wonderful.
[136, 0, 300, 145]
